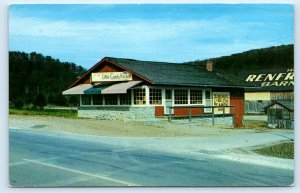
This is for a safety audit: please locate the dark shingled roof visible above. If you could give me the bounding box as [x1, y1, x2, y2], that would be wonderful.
[264, 99, 294, 111]
[106, 57, 245, 88]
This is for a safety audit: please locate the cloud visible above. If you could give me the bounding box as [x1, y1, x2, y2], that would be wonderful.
[9, 15, 293, 66]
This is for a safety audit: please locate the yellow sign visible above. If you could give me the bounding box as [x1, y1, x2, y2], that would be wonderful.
[213, 92, 230, 114]
[91, 71, 133, 82]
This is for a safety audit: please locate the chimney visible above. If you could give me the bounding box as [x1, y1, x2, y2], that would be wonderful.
[206, 61, 213, 72]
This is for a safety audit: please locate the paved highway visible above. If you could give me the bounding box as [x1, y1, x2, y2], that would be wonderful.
[9, 129, 294, 187]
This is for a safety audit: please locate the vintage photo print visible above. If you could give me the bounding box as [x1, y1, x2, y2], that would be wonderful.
[8, 3, 294, 187]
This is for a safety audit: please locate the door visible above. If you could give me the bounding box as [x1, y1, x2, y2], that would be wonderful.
[204, 90, 212, 113]
[164, 89, 174, 114]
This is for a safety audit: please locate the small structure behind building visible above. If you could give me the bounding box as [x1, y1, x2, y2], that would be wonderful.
[264, 99, 294, 129]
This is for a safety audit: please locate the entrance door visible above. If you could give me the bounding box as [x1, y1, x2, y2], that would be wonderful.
[204, 90, 212, 113]
[164, 89, 174, 114]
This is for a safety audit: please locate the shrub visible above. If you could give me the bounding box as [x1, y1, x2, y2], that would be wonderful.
[34, 93, 47, 110]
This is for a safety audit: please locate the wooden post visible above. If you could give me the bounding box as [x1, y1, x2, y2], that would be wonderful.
[232, 106, 235, 127]
[189, 107, 192, 123]
[223, 106, 225, 118]
[212, 106, 215, 125]
[168, 107, 172, 122]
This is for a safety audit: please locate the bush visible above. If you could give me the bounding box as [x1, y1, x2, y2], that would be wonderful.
[14, 98, 24, 109]
[55, 94, 67, 106]
[34, 93, 47, 110]
[48, 94, 55, 104]
[68, 95, 78, 106]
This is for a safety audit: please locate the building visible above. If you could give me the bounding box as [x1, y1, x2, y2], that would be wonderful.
[63, 57, 246, 127]
[264, 99, 294, 129]
[240, 68, 294, 114]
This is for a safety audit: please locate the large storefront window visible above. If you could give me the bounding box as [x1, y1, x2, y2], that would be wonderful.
[174, 90, 188, 104]
[92, 95, 103, 105]
[81, 95, 91, 105]
[133, 89, 146, 105]
[150, 89, 162, 105]
[120, 92, 132, 105]
[190, 90, 202, 104]
[105, 94, 118, 105]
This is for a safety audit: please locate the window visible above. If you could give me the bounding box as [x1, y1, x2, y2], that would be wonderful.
[205, 90, 211, 99]
[150, 89, 162, 105]
[174, 90, 188, 104]
[190, 90, 202, 104]
[165, 89, 172, 99]
[92, 95, 103, 105]
[104, 94, 118, 105]
[81, 95, 91, 105]
[120, 92, 131, 105]
[133, 89, 146, 105]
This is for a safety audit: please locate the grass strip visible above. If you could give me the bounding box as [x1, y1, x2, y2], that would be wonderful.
[9, 108, 78, 119]
[253, 141, 294, 159]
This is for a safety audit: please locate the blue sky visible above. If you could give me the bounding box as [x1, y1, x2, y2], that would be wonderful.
[9, 4, 294, 68]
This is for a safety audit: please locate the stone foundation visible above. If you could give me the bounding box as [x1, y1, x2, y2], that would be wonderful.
[78, 106, 155, 120]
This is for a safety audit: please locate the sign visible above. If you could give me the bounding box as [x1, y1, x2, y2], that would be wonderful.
[245, 69, 294, 87]
[91, 71, 132, 82]
[213, 92, 230, 114]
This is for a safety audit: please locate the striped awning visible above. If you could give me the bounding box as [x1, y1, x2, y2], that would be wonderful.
[62, 84, 94, 95]
[63, 81, 142, 95]
[101, 81, 142, 94]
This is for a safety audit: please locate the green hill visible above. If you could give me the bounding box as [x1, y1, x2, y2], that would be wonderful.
[9, 51, 86, 107]
[187, 44, 294, 75]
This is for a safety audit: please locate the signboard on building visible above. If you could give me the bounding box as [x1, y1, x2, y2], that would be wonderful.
[245, 69, 294, 88]
[213, 92, 230, 114]
[91, 71, 133, 82]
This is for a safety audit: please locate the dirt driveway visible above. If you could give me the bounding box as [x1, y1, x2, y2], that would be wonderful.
[9, 115, 251, 137]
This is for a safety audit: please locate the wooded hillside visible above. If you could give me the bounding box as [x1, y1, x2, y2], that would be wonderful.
[187, 44, 294, 75]
[9, 51, 86, 108]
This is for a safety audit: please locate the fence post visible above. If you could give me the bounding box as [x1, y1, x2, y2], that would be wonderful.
[223, 106, 225, 118]
[189, 107, 192, 123]
[232, 106, 235, 127]
[212, 107, 215, 125]
[168, 107, 172, 122]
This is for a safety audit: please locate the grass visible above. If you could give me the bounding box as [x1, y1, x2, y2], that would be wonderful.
[9, 108, 78, 118]
[253, 141, 294, 159]
[243, 120, 267, 129]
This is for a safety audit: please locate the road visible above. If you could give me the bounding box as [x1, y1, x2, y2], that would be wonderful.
[9, 129, 294, 187]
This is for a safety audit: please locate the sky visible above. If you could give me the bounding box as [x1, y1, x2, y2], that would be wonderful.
[9, 4, 294, 68]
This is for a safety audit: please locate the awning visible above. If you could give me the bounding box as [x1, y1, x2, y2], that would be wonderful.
[63, 81, 142, 95]
[101, 81, 142, 94]
[83, 84, 111, 94]
[62, 84, 93, 95]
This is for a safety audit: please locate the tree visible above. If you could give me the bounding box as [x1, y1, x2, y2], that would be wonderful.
[13, 98, 24, 109]
[55, 94, 67, 106]
[34, 93, 47, 110]
[48, 94, 55, 104]
[68, 95, 78, 106]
